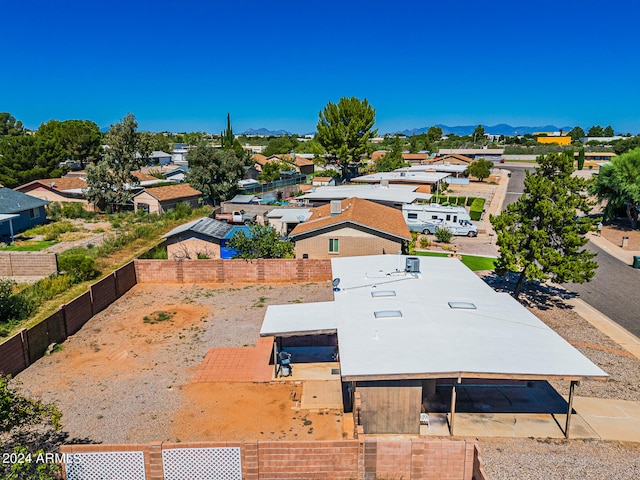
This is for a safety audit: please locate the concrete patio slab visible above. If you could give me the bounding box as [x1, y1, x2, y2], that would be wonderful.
[571, 396, 640, 442]
[301, 380, 344, 409]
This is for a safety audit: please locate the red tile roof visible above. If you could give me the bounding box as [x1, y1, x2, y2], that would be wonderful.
[140, 183, 202, 201]
[289, 197, 411, 240]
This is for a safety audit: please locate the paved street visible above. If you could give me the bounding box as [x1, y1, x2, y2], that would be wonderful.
[502, 163, 640, 338]
[568, 242, 640, 338]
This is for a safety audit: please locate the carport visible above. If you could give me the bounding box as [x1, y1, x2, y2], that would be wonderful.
[261, 255, 608, 437]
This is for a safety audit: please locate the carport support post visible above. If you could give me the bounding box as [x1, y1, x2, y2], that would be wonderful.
[565, 380, 577, 439]
[449, 377, 461, 436]
[273, 339, 278, 378]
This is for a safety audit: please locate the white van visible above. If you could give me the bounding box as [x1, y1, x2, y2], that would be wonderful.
[402, 203, 478, 237]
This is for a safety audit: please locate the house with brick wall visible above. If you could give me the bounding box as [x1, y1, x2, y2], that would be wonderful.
[288, 197, 411, 259]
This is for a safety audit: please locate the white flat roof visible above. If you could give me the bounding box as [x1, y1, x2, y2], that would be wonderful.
[352, 171, 450, 184]
[397, 165, 468, 174]
[261, 255, 607, 382]
[299, 185, 432, 204]
[265, 208, 312, 223]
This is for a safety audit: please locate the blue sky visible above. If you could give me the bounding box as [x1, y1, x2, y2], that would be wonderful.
[2, 0, 639, 134]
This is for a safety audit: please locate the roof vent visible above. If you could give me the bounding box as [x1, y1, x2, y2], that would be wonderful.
[330, 200, 342, 216]
[405, 257, 420, 273]
[371, 290, 396, 298]
[374, 310, 402, 319]
[448, 301, 477, 310]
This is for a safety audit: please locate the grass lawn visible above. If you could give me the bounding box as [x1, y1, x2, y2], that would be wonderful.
[416, 251, 496, 271]
[0, 240, 57, 251]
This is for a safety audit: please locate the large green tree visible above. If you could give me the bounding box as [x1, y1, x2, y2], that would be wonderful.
[186, 144, 245, 204]
[603, 125, 615, 137]
[473, 124, 485, 143]
[85, 113, 146, 211]
[568, 126, 585, 142]
[591, 148, 640, 229]
[466, 158, 494, 181]
[263, 136, 299, 156]
[227, 224, 294, 259]
[316, 97, 377, 179]
[0, 113, 24, 136]
[490, 152, 597, 298]
[587, 125, 604, 137]
[375, 136, 407, 172]
[37, 119, 102, 168]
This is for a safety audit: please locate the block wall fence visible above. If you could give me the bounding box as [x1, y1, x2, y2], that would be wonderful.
[0, 252, 58, 277]
[0, 259, 331, 377]
[60, 438, 488, 480]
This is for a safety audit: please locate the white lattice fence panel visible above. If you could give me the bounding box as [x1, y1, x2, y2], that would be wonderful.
[162, 447, 242, 480]
[65, 451, 146, 480]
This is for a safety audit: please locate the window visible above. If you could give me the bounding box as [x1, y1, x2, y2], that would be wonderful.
[446, 214, 451, 221]
[329, 238, 339, 253]
[29, 208, 40, 219]
[431, 215, 438, 220]
[453, 215, 457, 222]
[138, 203, 150, 213]
[408, 213, 418, 220]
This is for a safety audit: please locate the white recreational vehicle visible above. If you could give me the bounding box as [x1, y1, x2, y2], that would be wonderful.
[402, 203, 478, 237]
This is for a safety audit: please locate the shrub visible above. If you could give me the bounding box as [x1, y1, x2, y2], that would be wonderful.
[469, 198, 486, 221]
[419, 236, 432, 248]
[61, 202, 94, 219]
[435, 226, 453, 243]
[57, 253, 99, 282]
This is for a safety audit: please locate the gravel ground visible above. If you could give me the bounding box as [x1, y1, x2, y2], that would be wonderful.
[481, 438, 640, 480]
[479, 275, 640, 479]
[14, 282, 335, 444]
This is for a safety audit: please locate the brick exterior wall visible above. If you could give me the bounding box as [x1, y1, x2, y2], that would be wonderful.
[295, 235, 402, 259]
[0, 252, 57, 277]
[134, 259, 333, 284]
[60, 439, 480, 480]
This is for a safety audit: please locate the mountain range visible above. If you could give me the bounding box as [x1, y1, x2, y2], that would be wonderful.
[397, 124, 574, 137]
[240, 124, 574, 137]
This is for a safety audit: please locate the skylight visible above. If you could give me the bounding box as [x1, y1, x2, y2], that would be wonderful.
[371, 290, 397, 298]
[448, 302, 477, 310]
[374, 310, 403, 319]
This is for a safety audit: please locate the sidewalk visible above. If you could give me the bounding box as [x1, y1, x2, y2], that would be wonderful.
[587, 230, 640, 266]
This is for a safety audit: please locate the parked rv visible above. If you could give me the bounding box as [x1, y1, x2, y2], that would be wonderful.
[402, 204, 478, 237]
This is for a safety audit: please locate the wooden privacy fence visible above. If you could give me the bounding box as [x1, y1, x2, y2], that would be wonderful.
[0, 262, 137, 377]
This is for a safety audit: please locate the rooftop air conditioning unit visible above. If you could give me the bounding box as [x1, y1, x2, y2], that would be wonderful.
[330, 200, 342, 216]
[405, 257, 420, 273]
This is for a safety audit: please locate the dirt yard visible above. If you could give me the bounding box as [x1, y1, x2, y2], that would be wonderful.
[14, 282, 340, 444]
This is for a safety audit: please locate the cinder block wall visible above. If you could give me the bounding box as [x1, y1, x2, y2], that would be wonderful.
[134, 259, 333, 284]
[60, 438, 482, 480]
[0, 252, 57, 276]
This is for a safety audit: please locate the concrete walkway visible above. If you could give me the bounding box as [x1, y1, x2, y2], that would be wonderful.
[443, 172, 640, 442]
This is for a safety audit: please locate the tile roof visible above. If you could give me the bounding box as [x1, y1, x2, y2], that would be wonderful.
[402, 153, 429, 160]
[433, 153, 474, 164]
[289, 197, 411, 240]
[17, 177, 88, 191]
[139, 183, 202, 202]
[132, 171, 159, 182]
[0, 187, 49, 213]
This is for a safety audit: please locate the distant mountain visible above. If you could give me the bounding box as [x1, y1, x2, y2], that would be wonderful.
[395, 124, 574, 136]
[241, 128, 292, 136]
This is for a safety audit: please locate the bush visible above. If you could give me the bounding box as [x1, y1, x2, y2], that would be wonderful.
[57, 253, 99, 282]
[61, 202, 94, 219]
[469, 198, 486, 221]
[419, 236, 432, 248]
[435, 226, 453, 243]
